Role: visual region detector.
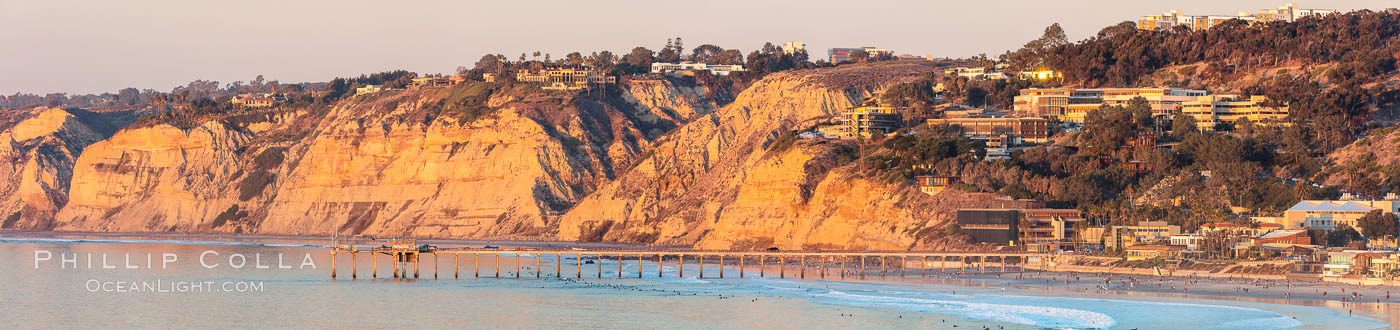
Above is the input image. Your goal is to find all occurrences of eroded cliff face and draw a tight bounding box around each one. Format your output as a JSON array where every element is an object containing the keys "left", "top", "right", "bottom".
[
  {"left": 52, "top": 79, "right": 716, "bottom": 237},
  {"left": 555, "top": 62, "right": 979, "bottom": 250},
  {"left": 0, "top": 108, "right": 123, "bottom": 229}
]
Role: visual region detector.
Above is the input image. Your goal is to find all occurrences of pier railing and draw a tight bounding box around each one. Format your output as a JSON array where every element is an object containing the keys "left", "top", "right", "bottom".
[{"left": 327, "top": 245, "right": 1043, "bottom": 280}]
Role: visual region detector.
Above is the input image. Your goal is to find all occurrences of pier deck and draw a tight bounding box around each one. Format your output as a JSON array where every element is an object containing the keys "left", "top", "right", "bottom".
[{"left": 327, "top": 243, "right": 1044, "bottom": 280}]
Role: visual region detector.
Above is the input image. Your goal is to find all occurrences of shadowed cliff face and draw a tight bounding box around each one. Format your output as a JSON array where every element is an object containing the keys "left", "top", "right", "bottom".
[
  {"left": 556, "top": 62, "right": 987, "bottom": 250},
  {"left": 47, "top": 78, "right": 717, "bottom": 237}
]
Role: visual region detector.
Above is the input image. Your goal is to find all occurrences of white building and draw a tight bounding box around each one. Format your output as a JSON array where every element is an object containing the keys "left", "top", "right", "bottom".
[
  {"left": 651, "top": 62, "right": 747, "bottom": 76},
  {"left": 356, "top": 85, "right": 384, "bottom": 95},
  {"left": 782, "top": 41, "right": 806, "bottom": 55}
]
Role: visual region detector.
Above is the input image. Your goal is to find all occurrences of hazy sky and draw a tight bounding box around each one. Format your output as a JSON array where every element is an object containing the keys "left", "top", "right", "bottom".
[{"left": 2, "top": 0, "right": 1392, "bottom": 95}]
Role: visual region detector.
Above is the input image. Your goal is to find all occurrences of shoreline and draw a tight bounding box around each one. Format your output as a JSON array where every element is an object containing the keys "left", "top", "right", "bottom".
[{"left": 5, "top": 231, "right": 1395, "bottom": 327}]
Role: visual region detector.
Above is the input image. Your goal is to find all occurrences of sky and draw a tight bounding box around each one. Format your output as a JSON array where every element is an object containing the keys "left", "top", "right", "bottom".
[{"left": 1, "top": 0, "right": 1393, "bottom": 95}]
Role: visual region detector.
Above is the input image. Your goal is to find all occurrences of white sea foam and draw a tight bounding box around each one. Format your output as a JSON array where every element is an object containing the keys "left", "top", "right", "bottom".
[{"left": 818, "top": 290, "right": 1117, "bottom": 329}]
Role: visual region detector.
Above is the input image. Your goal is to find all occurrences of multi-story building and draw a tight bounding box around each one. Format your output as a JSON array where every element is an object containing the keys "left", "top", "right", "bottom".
[
  {"left": 1137, "top": 3, "right": 1336, "bottom": 31},
  {"left": 1013, "top": 88, "right": 1208, "bottom": 123},
  {"left": 926, "top": 117, "right": 1050, "bottom": 145},
  {"left": 955, "top": 209, "right": 1020, "bottom": 244},
  {"left": 1284, "top": 199, "right": 1398, "bottom": 230},
  {"left": 816, "top": 106, "right": 902, "bottom": 138},
  {"left": 782, "top": 41, "right": 805, "bottom": 55},
  {"left": 1106, "top": 220, "right": 1181, "bottom": 250},
  {"left": 828, "top": 47, "right": 891, "bottom": 63},
  {"left": 230, "top": 93, "right": 286, "bottom": 107},
  {"left": 1019, "top": 209, "right": 1086, "bottom": 244},
  {"left": 650, "top": 62, "right": 747, "bottom": 76},
  {"left": 1180, "top": 95, "right": 1289, "bottom": 131},
  {"left": 516, "top": 68, "right": 616, "bottom": 90}
]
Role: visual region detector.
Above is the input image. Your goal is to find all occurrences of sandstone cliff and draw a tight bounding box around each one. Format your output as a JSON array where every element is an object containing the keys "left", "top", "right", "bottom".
[
  {"left": 0, "top": 108, "right": 130, "bottom": 229},
  {"left": 557, "top": 62, "right": 989, "bottom": 250},
  {"left": 50, "top": 79, "right": 717, "bottom": 237}
]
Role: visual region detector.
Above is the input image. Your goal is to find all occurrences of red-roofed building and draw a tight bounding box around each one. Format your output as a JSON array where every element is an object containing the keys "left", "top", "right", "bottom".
[{"left": 1257, "top": 230, "right": 1310, "bottom": 245}]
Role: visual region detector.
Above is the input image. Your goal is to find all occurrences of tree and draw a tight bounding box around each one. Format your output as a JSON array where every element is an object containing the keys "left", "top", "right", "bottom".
[
  {"left": 690, "top": 44, "right": 724, "bottom": 63},
  {"left": 1358, "top": 210, "right": 1400, "bottom": 239},
  {"left": 473, "top": 54, "right": 504, "bottom": 74},
  {"left": 565, "top": 52, "right": 585, "bottom": 66},
  {"left": 622, "top": 47, "right": 655, "bottom": 74},
  {"left": 849, "top": 49, "right": 869, "bottom": 63},
  {"left": 1328, "top": 224, "right": 1363, "bottom": 247},
  {"left": 1171, "top": 113, "right": 1199, "bottom": 139}
]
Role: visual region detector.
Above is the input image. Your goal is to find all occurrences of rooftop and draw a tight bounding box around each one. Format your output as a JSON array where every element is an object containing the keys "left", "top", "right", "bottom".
[{"left": 1286, "top": 201, "right": 1378, "bottom": 213}]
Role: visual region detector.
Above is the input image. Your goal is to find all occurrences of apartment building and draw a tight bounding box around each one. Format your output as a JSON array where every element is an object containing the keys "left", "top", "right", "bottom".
[
  {"left": 1180, "top": 95, "right": 1289, "bottom": 131},
  {"left": 1012, "top": 88, "right": 1207, "bottom": 123}
]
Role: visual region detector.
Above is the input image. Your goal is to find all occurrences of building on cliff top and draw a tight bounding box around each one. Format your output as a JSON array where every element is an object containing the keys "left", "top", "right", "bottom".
[
  {"left": 516, "top": 68, "right": 615, "bottom": 90},
  {"left": 914, "top": 175, "right": 958, "bottom": 195},
  {"left": 816, "top": 106, "right": 902, "bottom": 138},
  {"left": 1181, "top": 94, "right": 1289, "bottom": 131},
  {"left": 230, "top": 93, "right": 285, "bottom": 107},
  {"left": 1137, "top": 3, "right": 1335, "bottom": 31},
  {"left": 1013, "top": 87, "right": 1208, "bottom": 123},
  {"left": 410, "top": 76, "right": 465, "bottom": 88},
  {"left": 651, "top": 62, "right": 747, "bottom": 76}
]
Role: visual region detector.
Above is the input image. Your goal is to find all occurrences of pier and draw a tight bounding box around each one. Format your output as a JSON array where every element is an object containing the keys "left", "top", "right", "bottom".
[{"left": 327, "top": 240, "right": 1041, "bottom": 280}]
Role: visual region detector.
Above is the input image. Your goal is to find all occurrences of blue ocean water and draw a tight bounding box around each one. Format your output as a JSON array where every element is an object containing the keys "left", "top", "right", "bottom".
[{"left": 0, "top": 239, "right": 1387, "bottom": 329}]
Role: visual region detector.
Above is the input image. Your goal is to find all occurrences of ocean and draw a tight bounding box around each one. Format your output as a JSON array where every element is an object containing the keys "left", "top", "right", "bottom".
[{"left": 0, "top": 238, "right": 1388, "bottom": 329}]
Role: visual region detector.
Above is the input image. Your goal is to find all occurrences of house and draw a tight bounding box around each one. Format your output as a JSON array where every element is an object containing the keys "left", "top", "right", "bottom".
[
  {"left": 410, "top": 77, "right": 455, "bottom": 88},
  {"left": 230, "top": 93, "right": 285, "bottom": 107},
  {"left": 944, "top": 67, "right": 1008, "bottom": 80},
  {"left": 516, "top": 68, "right": 615, "bottom": 90},
  {"left": 482, "top": 73, "right": 496, "bottom": 82},
  {"left": 1324, "top": 251, "right": 1388, "bottom": 277},
  {"left": 1017, "top": 70, "right": 1061, "bottom": 81},
  {"left": 356, "top": 85, "right": 383, "bottom": 95},
  {"left": 1257, "top": 229, "right": 1310, "bottom": 245},
  {"left": 1170, "top": 234, "right": 1204, "bottom": 250},
  {"left": 651, "top": 62, "right": 747, "bottom": 76},
  {"left": 915, "top": 175, "right": 958, "bottom": 195}
]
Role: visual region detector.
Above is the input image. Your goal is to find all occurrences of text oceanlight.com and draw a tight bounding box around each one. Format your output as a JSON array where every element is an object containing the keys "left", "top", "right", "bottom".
[{"left": 85, "top": 279, "right": 264, "bottom": 293}]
